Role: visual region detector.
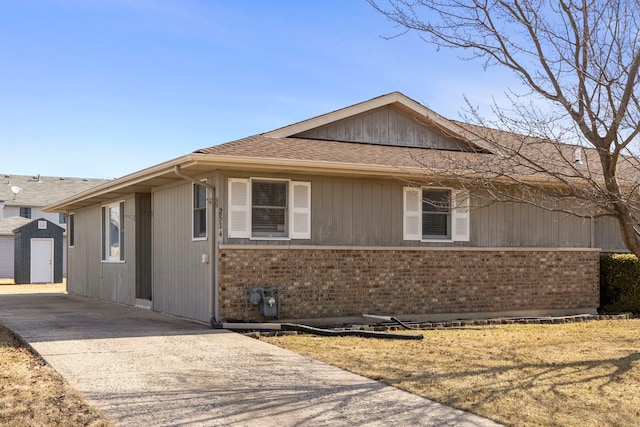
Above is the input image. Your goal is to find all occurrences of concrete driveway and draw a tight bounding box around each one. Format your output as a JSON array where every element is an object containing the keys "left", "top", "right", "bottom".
[{"left": 0, "top": 291, "right": 502, "bottom": 426}]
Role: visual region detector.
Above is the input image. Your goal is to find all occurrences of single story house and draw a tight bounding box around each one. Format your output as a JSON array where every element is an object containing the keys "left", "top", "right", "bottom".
[{"left": 46, "top": 92, "right": 623, "bottom": 324}]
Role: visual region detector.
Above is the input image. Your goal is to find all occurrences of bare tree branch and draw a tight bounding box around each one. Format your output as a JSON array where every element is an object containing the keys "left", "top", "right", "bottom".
[{"left": 370, "top": 0, "right": 640, "bottom": 255}]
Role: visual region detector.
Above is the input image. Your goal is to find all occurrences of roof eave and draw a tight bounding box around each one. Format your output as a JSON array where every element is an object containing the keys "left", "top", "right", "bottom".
[
  {"left": 45, "top": 151, "right": 579, "bottom": 212},
  {"left": 44, "top": 154, "right": 198, "bottom": 212},
  {"left": 44, "top": 152, "right": 448, "bottom": 212}
]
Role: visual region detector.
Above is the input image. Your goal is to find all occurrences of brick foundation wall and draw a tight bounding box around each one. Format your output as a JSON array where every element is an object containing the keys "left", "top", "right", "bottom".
[{"left": 218, "top": 247, "right": 600, "bottom": 322}]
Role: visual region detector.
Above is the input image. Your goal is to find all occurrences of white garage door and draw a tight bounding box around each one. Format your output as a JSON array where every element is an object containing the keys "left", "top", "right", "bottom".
[{"left": 0, "top": 236, "right": 14, "bottom": 279}]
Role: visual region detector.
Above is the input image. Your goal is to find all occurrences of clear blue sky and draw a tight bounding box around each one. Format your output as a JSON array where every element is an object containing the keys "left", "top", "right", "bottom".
[{"left": 0, "top": 0, "right": 518, "bottom": 179}]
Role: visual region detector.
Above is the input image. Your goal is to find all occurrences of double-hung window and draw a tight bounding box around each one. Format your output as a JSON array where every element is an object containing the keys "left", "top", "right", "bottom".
[
  {"left": 19, "top": 207, "right": 31, "bottom": 219},
  {"left": 251, "top": 180, "right": 288, "bottom": 237},
  {"left": 102, "top": 201, "right": 125, "bottom": 262},
  {"left": 422, "top": 189, "right": 452, "bottom": 239},
  {"left": 403, "top": 187, "right": 470, "bottom": 242},
  {"left": 193, "top": 183, "right": 207, "bottom": 239},
  {"left": 228, "top": 178, "right": 311, "bottom": 240}
]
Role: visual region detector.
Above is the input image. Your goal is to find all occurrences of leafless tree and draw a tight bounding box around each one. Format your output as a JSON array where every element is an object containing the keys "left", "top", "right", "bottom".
[{"left": 370, "top": 0, "right": 640, "bottom": 256}]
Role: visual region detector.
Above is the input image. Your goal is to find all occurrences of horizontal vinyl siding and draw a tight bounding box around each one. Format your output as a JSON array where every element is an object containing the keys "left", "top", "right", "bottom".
[
  {"left": 0, "top": 236, "right": 14, "bottom": 278},
  {"left": 2, "top": 207, "right": 66, "bottom": 229},
  {"left": 222, "top": 173, "right": 595, "bottom": 249},
  {"left": 152, "top": 182, "right": 211, "bottom": 322}
]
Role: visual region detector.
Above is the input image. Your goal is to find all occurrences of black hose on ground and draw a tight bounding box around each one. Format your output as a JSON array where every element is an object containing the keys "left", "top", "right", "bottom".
[
  {"left": 211, "top": 319, "right": 423, "bottom": 340},
  {"left": 280, "top": 323, "right": 423, "bottom": 340},
  {"left": 390, "top": 317, "right": 420, "bottom": 330}
]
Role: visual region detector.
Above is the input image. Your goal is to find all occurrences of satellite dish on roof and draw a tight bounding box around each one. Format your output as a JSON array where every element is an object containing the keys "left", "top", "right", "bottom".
[{"left": 10, "top": 186, "right": 21, "bottom": 200}]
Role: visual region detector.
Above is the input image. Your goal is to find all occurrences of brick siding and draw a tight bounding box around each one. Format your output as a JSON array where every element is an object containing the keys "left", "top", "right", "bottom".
[{"left": 219, "top": 247, "right": 600, "bottom": 322}]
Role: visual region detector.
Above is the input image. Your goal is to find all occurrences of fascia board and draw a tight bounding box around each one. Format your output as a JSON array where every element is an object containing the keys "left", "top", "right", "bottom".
[
  {"left": 44, "top": 155, "right": 196, "bottom": 212},
  {"left": 188, "top": 154, "right": 570, "bottom": 187},
  {"left": 44, "top": 151, "right": 586, "bottom": 212},
  {"left": 191, "top": 154, "right": 426, "bottom": 177}
]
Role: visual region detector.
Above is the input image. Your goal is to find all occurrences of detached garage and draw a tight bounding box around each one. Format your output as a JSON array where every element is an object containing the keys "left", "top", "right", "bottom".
[{"left": 13, "top": 219, "right": 64, "bottom": 284}]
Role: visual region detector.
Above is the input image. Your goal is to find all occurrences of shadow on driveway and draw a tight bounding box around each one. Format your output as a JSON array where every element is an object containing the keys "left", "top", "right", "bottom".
[
  {"left": 0, "top": 293, "right": 213, "bottom": 342},
  {"left": 0, "top": 293, "right": 503, "bottom": 427}
]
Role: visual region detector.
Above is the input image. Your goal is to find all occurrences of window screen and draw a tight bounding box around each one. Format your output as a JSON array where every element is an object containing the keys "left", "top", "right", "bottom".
[
  {"left": 252, "top": 180, "right": 288, "bottom": 237},
  {"left": 102, "top": 202, "right": 124, "bottom": 261},
  {"left": 193, "top": 184, "right": 207, "bottom": 238},
  {"left": 422, "top": 189, "right": 451, "bottom": 239}
]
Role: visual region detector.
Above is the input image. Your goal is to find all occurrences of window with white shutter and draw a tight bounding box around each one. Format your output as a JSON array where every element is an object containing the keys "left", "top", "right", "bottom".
[
  {"left": 228, "top": 178, "right": 311, "bottom": 240},
  {"left": 452, "top": 190, "right": 470, "bottom": 241},
  {"left": 228, "top": 178, "right": 250, "bottom": 238},
  {"left": 403, "top": 187, "right": 421, "bottom": 241},
  {"left": 403, "top": 187, "right": 471, "bottom": 242},
  {"left": 290, "top": 181, "right": 311, "bottom": 239}
]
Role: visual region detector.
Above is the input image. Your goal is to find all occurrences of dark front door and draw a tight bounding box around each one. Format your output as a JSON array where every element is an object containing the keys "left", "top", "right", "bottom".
[{"left": 135, "top": 193, "right": 152, "bottom": 300}]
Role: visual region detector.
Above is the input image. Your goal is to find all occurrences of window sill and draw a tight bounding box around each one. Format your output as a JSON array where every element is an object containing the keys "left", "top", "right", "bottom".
[
  {"left": 421, "top": 239, "right": 454, "bottom": 243},
  {"left": 250, "top": 237, "right": 291, "bottom": 241},
  {"left": 101, "top": 260, "right": 126, "bottom": 264},
  {"left": 192, "top": 237, "right": 208, "bottom": 242}
]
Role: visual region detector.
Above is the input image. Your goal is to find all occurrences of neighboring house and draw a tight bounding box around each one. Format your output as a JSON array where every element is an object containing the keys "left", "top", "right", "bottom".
[
  {"left": 0, "top": 174, "right": 110, "bottom": 280},
  {"left": 46, "top": 92, "right": 617, "bottom": 324},
  {"left": 0, "top": 216, "right": 32, "bottom": 278}
]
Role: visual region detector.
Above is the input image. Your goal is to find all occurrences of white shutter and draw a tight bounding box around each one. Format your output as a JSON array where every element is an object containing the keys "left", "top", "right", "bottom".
[
  {"left": 452, "top": 190, "right": 470, "bottom": 241},
  {"left": 403, "top": 187, "right": 421, "bottom": 241},
  {"left": 228, "top": 178, "right": 251, "bottom": 238},
  {"left": 290, "top": 181, "right": 311, "bottom": 239}
]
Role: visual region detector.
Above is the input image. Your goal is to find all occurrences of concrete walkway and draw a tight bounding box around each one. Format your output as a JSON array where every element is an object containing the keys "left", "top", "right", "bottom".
[{"left": 0, "top": 292, "right": 502, "bottom": 426}]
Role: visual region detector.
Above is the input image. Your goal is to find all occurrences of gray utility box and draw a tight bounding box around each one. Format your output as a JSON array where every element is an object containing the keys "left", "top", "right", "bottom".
[{"left": 245, "top": 287, "right": 280, "bottom": 319}]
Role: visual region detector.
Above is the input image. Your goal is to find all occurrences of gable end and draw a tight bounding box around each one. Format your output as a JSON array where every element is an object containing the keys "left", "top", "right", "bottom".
[{"left": 291, "top": 105, "right": 470, "bottom": 151}]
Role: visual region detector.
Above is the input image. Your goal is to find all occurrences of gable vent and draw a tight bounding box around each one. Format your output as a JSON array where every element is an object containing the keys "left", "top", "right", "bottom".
[{"left": 574, "top": 148, "right": 583, "bottom": 165}]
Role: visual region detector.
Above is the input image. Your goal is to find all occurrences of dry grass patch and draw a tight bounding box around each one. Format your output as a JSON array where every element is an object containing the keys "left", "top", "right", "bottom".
[
  {"left": 263, "top": 320, "right": 640, "bottom": 427},
  {"left": 0, "top": 324, "right": 113, "bottom": 426},
  {"left": 0, "top": 279, "right": 66, "bottom": 294}
]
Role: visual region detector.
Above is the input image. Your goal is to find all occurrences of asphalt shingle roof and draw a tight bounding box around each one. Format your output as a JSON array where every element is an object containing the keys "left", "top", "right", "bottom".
[
  {"left": 0, "top": 216, "right": 32, "bottom": 235},
  {"left": 44, "top": 92, "right": 640, "bottom": 212},
  {"left": 195, "top": 134, "right": 493, "bottom": 169},
  {"left": 0, "top": 174, "right": 110, "bottom": 207},
  {"left": 195, "top": 126, "right": 639, "bottom": 186}
]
